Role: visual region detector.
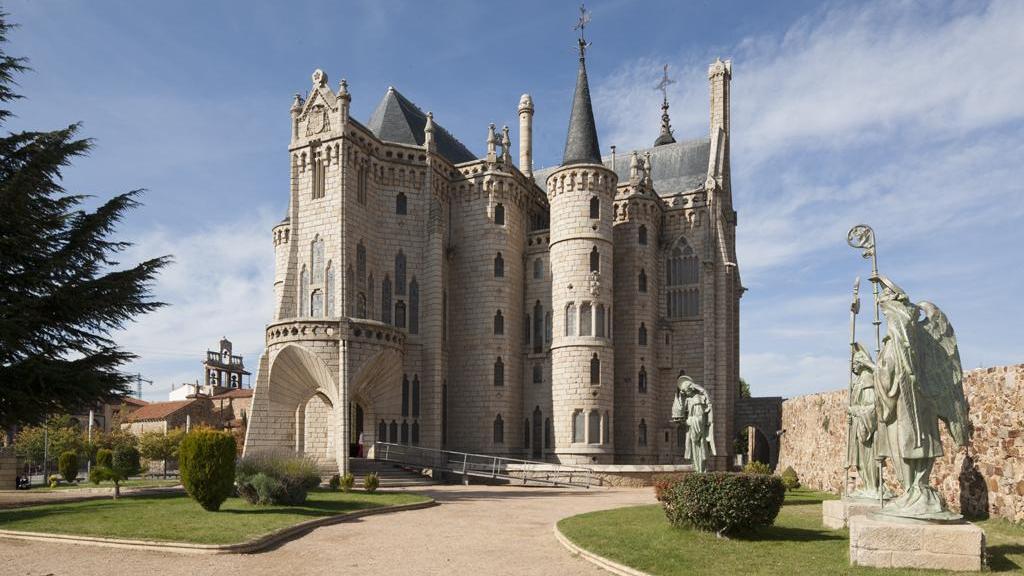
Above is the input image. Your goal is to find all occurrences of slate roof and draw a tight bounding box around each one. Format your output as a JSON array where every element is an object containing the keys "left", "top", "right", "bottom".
[
  {"left": 535, "top": 137, "right": 711, "bottom": 198},
  {"left": 367, "top": 87, "right": 477, "bottom": 164},
  {"left": 561, "top": 57, "right": 602, "bottom": 166},
  {"left": 123, "top": 399, "right": 197, "bottom": 423}
]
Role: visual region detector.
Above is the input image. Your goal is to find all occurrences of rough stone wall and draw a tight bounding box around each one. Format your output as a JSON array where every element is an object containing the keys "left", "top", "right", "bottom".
[{"left": 778, "top": 364, "right": 1024, "bottom": 522}]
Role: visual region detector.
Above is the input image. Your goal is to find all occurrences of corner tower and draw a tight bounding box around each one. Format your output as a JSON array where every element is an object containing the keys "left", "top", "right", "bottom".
[{"left": 546, "top": 39, "right": 618, "bottom": 464}]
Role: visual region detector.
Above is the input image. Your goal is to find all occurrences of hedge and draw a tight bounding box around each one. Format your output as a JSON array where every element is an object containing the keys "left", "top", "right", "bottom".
[
  {"left": 58, "top": 451, "right": 79, "bottom": 484},
  {"left": 661, "top": 472, "right": 786, "bottom": 535}
]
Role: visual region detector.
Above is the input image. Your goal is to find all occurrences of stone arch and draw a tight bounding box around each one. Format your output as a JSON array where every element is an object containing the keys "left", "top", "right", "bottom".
[
  {"left": 734, "top": 396, "right": 783, "bottom": 470},
  {"left": 349, "top": 346, "right": 405, "bottom": 450}
]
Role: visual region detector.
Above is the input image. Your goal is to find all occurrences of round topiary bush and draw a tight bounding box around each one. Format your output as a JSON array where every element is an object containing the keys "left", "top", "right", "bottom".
[
  {"left": 340, "top": 472, "right": 355, "bottom": 493},
  {"left": 779, "top": 466, "right": 801, "bottom": 491},
  {"left": 235, "top": 450, "right": 321, "bottom": 505},
  {"left": 662, "top": 472, "right": 786, "bottom": 536},
  {"left": 58, "top": 450, "right": 79, "bottom": 484},
  {"left": 179, "top": 429, "right": 236, "bottom": 511}
]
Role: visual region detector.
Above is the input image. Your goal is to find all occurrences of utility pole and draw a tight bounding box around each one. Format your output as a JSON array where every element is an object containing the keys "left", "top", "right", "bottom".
[{"left": 135, "top": 373, "right": 153, "bottom": 399}]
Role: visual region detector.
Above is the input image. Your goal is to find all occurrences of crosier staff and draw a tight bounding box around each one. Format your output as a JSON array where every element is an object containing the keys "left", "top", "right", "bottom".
[{"left": 845, "top": 276, "right": 860, "bottom": 497}]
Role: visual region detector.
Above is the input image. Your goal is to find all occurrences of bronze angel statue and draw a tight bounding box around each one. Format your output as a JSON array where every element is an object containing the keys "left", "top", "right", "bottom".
[
  {"left": 671, "top": 373, "right": 716, "bottom": 473},
  {"left": 856, "top": 275, "right": 971, "bottom": 520}
]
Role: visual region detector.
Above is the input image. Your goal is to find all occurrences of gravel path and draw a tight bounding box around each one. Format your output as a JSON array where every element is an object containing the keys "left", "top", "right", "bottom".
[{"left": 0, "top": 484, "right": 654, "bottom": 575}]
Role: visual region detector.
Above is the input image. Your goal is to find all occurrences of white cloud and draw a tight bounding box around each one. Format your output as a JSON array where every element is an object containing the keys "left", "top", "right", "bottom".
[{"left": 114, "top": 209, "right": 277, "bottom": 400}]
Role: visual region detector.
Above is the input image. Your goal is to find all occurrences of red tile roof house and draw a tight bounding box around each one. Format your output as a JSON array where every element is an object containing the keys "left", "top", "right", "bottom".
[{"left": 121, "top": 398, "right": 218, "bottom": 435}]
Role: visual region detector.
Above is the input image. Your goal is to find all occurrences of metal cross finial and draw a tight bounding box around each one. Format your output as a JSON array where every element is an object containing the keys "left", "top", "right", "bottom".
[
  {"left": 656, "top": 64, "right": 676, "bottom": 103},
  {"left": 574, "top": 4, "right": 592, "bottom": 58}
]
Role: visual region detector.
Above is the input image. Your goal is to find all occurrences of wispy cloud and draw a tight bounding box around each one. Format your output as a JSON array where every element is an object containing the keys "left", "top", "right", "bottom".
[{"left": 113, "top": 209, "right": 277, "bottom": 400}]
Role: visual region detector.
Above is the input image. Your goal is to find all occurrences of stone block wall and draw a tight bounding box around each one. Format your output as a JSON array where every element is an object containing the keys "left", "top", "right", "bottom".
[{"left": 777, "top": 364, "right": 1024, "bottom": 522}]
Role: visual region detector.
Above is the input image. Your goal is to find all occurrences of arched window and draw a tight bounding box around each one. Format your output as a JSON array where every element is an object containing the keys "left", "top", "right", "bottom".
[
  {"left": 532, "top": 363, "right": 543, "bottom": 383},
  {"left": 382, "top": 276, "right": 392, "bottom": 324},
  {"left": 409, "top": 278, "right": 419, "bottom": 334},
  {"left": 638, "top": 225, "right": 648, "bottom": 245},
  {"left": 493, "top": 357, "right": 504, "bottom": 387},
  {"left": 326, "top": 263, "right": 335, "bottom": 317},
  {"left": 545, "top": 311, "right": 552, "bottom": 344},
  {"left": 524, "top": 419, "right": 530, "bottom": 449},
  {"left": 395, "top": 300, "right": 407, "bottom": 328},
  {"left": 545, "top": 417, "right": 552, "bottom": 448},
  {"left": 524, "top": 314, "right": 531, "bottom": 345},
  {"left": 389, "top": 420, "right": 398, "bottom": 443},
  {"left": 395, "top": 250, "right": 406, "bottom": 295},
  {"left": 311, "top": 289, "right": 324, "bottom": 317},
  {"left": 603, "top": 411, "right": 610, "bottom": 444},
  {"left": 396, "top": 192, "right": 407, "bottom": 215},
  {"left": 573, "top": 410, "right": 585, "bottom": 443},
  {"left": 638, "top": 268, "right": 647, "bottom": 293},
  {"left": 494, "top": 309, "right": 504, "bottom": 335},
  {"left": 533, "top": 301, "right": 543, "bottom": 353},
  {"left": 299, "top": 266, "right": 309, "bottom": 316},
  {"left": 589, "top": 196, "right": 600, "bottom": 219},
  {"left": 312, "top": 237, "right": 325, "bottom": 283},
  {"left": 588, "top": 409, "right": 601, "bottom": 444},
  {"left": 638, "top": 366, "right": 647, "bottom": 394},
  {"left": 533, "top": 258, "right": 543, "bottom": 279},
  {"left": 589, "top": 246, "right": 599, "bottom": 273},
  {"left": 638, "top": 323, "right": 647, "bottom": 346},
  {"left": 412, "top": 421, "right": 420, "bottom": 444},
  {"left": 667, "top": 241, "right": 700, "bottom": 318},
  {"left": 367, "top": 274, "right": 374, "bottom": 318},
  {"left": 590, "top": 353, "right": 601, "bottom": 385},
  {"left": 346, "top": 265, "right": 354, "bottom": 315},
  {"left": 378, "top": 419, "right": 386, "bottom": 442},
  {"left": 401, "top": 375, "right": 410, "bottom": 417},
  {"left": 493, "top": 414, "right": 504, "bottom": 444},
  {"left": 494, "top": 252, "right": 504, "bottom": 278},
  {"left": 311, "top": 147, "right": 325, "bottom": 199},
  {"left": 639, "top": 419, "right": 648, "bottom": 446},
  {"left": 357, "top": 164, "right": 368, "bottom": 205},
  {"left": 565, "top": 303, "right": 576, "bottom": 336},
  {"left": 412, "top": 375, "right": 420, "bottom": 417},
  {"left": 494, "top": 202, "right": 505, "bottom": 225},
  {"left": 580, "top": 302, "right": 592, "bottom": 336},
  {"left": 595, "top": 304, "right": 606, "bottom": 338},
  {"left": 401, "top": 420, "right": 409, "bottom": 444},
  {"left": 356, "top": 241, "right": 366, "bottom": 283}
]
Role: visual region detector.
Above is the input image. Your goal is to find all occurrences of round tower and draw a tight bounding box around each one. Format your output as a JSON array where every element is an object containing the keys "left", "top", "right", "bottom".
[{"left": 547, "top": 44, "right": 618, "bottom": 464}]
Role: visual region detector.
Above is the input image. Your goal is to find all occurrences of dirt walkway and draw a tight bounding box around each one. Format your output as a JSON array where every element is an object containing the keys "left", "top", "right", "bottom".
[{"left": 0, "top": 484, "right": 654, "bottom": 575}]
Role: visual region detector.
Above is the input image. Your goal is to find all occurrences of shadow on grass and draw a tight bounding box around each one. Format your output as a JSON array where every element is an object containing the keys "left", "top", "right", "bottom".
[
  {"left": 731, "top": 525, "right": 845, "bottom": 543},
  {"left": 988, "top": 544, "right": 1024, "bottom": 572}
]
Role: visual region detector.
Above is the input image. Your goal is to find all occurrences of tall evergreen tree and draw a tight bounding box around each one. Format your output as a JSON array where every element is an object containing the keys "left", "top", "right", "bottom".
[{"left": 0, "top": 13, "right": 170, "bottom": 427}]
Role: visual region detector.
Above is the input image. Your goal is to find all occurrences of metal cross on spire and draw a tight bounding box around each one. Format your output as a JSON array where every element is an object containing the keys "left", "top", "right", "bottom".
[
  {"left": 574, "top": 4, "right": 592, "bottom": 59},
  {"left": 656, "top": 64, "right": 676, "bottom": 104}
]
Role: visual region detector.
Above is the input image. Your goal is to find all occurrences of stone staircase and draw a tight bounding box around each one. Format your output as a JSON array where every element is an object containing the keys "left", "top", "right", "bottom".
[{"left": 349, "top": 458, "right": 437, "bottom": 488}]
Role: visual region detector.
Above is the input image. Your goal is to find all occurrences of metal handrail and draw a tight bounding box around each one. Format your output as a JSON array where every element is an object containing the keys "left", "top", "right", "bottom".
[{"left": 371, "top": 441, "right": 601, "bottom": 488}]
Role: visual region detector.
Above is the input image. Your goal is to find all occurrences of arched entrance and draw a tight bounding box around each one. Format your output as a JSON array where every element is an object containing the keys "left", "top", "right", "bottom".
[
  {"left": 302, "top": 392, "right": 336, "bottom": 470},
  {"left": 735, "top": 425, "right": 771, "bottom": 468}
]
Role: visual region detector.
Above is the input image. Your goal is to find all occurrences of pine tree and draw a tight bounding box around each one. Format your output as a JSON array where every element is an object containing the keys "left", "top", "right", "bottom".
[{"left": 0, "top": 13, "right": 170, "bottom": 427}]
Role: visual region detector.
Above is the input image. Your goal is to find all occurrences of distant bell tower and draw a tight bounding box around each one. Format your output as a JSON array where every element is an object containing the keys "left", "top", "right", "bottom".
[
  {"left": 203, "top": 337, "right": 250, "bottom": 390},
  {"left": 547, "top": 8, "right": 618, "bottom": 464}
]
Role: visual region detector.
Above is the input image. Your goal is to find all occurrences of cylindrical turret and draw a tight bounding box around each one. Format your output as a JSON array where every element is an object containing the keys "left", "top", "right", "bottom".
[
  {"left": 547, "top": 164, "right": 617, "bottom": 464},
  {"left": 518, "top": 94, "right": 534, "bottom": 177}
]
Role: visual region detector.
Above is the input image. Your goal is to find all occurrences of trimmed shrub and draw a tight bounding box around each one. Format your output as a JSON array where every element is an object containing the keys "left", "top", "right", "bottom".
[
  {"left": 743, "top": 460, "right": 772, "bottom": 475},
  {"left": 652, "top": 473, "right": 687, "bottom": 503},
  {"left": 779, "top": 466, "right": 800, "bottom": 491},
  {"left": 328, "top": 474, "right": 341, "bottom": 490},
  {"left": 58, "top": 451, "right": 79, "bottom": 484},
  {"left": 235, "top": 450, "right": 321, "bottom": 505},
  {"left": 179, "top": 429, "right": 236, "bottom": 511},
  {"left": 662, "top": 472, "right": 786, "bottom": 535},
  {"left": 340, "top": 472, "right": 355, "bottom": 493},
  {"left": 89, "top": 446, "right": 142, "bottom": 499},
  {"left": 364, "top": 472, "right": 379, "bottom": 493},
  {"left": 48, "top": 474, "right": 60, "bottom": 488}
]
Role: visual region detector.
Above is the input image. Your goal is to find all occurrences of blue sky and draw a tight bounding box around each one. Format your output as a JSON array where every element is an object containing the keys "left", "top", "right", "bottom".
[{"left": 6, "top": 1, "right": 1023, "bottom": 401}]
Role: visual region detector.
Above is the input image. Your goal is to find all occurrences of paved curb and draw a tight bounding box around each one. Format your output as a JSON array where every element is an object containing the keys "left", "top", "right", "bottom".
[
  {"left": 553, "top": 523, "right": 652, "bottom": 576},
  {"left": 0, "top": 498, "right": 437, "bottom": 554}
]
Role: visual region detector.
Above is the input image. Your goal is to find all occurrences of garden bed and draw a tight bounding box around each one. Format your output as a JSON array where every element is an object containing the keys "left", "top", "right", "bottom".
[
  {"left": 0, "top": 489, "right": 431, "bottom": 546},
  {"left": 557, "top": 489, "right": 1024, "bottom": 575}
]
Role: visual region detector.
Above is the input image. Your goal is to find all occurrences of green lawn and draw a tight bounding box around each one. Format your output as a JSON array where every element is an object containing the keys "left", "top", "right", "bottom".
[
  {"left": 35, "top": 479, "right": 180, "bottom": 492},
  {"left": 558, "top": 489, "right": 1024, "bottom": 575},
  {"left": 0, "top": 489, "right": 430, "bottom": 544}
]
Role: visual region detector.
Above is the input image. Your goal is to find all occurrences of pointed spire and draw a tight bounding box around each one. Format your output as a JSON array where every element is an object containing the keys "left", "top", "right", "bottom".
[
  {"left": 655, "top": 64, "right": 676, "bottom": 146},
  {"left": 561, "top": 40, "right": 601, "bottom": 166}
]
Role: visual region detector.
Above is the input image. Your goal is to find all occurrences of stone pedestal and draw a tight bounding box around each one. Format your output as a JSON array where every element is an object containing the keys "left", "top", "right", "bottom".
[
  {"left": 822, "top": 498, "right": 882, "bottom": 529},
  {"left": 849, "top": 515, "right": 985, "bottom": 572}
]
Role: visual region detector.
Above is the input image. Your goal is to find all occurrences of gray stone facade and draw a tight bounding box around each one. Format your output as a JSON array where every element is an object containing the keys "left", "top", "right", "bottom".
[{"left": 244, "top": 56, "right": 742, "bottom": 474}]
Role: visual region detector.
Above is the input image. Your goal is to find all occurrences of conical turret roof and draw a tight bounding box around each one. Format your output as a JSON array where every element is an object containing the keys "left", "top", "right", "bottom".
[{"left": 561, "top": 54, "right": 602, "bottom": 166}]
